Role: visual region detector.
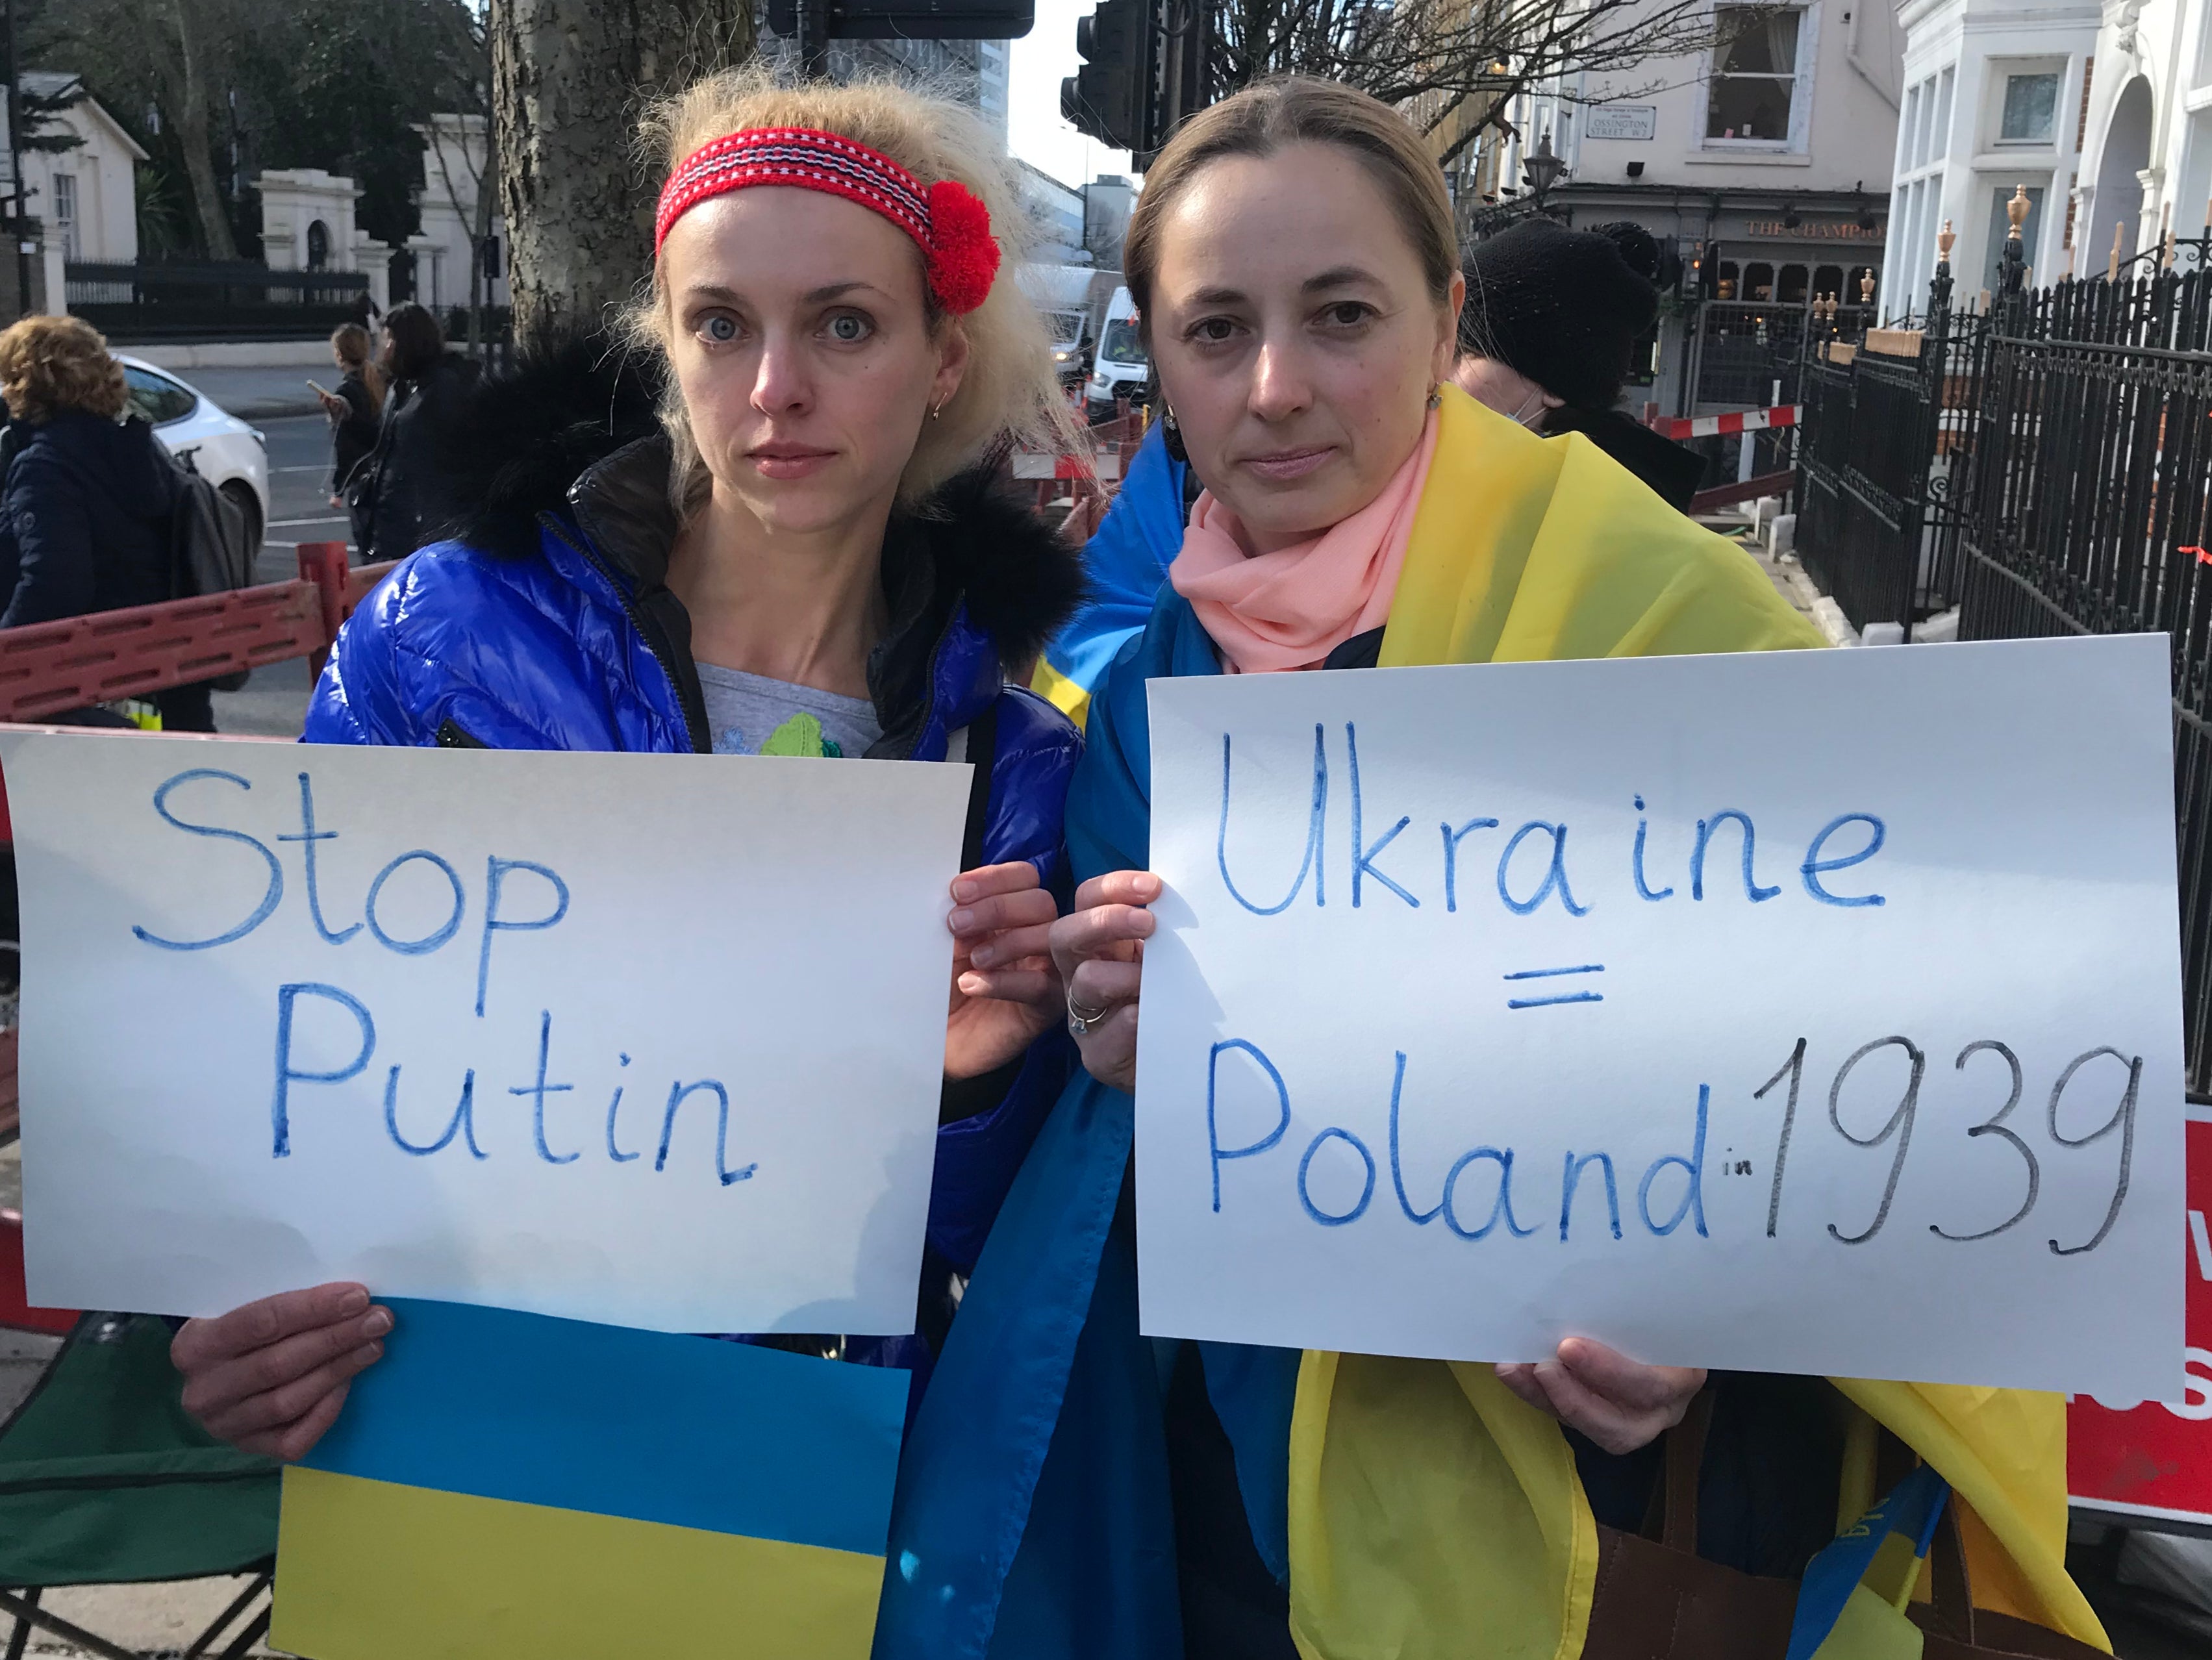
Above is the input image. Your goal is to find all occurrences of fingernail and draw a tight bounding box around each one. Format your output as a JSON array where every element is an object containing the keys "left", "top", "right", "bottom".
[
  {"left": 948, "top": 909, "right": 975, "bottom": 931},
  {"left": 337, "top": 1286, "right": 370, "bottom": 1315},
  {"left": 958, "top": 973, "right": 986, "bottom": 994},
  {"left": 357, "top": 1340, "right": 384, "bottom": 1364},
  {"left": 952, "top": 879, "right": 978, "bottom": 902},
  {"left": 362, "top": 1307, "right": 393, "bottom": 1337},
  {"left": 970, "top": 943, "right": 996, "bottom": 966}
]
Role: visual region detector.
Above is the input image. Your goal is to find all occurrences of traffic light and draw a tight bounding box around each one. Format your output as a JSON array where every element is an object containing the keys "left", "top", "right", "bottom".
[{"left": 1062, "top": 0, "right": 1149, "bottom": 153}]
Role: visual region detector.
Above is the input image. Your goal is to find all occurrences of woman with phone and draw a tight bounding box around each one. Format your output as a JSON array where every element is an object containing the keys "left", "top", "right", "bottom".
[{"left": 312, "top": 321, "right": 383, "bottom": 552}]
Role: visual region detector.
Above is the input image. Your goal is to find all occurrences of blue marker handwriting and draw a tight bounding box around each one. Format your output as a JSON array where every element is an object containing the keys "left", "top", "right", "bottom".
[{"left": 1216, "top": 725, "right": 1888, "bottom": 920}]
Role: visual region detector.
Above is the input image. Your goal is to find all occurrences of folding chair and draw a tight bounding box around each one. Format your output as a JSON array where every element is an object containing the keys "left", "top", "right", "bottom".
[{"left": 0, "top": 1211, "right": 280, "bottom": 1659}]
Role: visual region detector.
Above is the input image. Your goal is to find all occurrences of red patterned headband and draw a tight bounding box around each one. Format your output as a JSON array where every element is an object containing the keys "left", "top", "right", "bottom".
[{"left": 654, "top": 127, "right": 1001, "bottom": 315}]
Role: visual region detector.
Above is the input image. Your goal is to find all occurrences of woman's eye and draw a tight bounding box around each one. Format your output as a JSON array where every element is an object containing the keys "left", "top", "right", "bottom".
[
  {"left": 826, "top": 312, "right": 873, "bottom": 344},
  {"left": 699, "top": 314, "right": 739, "bottom": 344},
  {"left": 1321, "top": 302, "right": 1373, "bottom": 328},
  {"left": 1190, "top": 317, "right": 1238, "bottom": 344}
]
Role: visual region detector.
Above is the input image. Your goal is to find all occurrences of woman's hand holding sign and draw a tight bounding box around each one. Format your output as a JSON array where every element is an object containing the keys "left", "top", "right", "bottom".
[
  {"left": 1495, "top": 1340, "right": 1705, "bottom": 1455},
  {"left": 1055, "top": 869, "right": 1705, "bottom": 1455},
  {"left": 946, "top": 862, "right": 1064, "bottom": 1081},
  {"left": 171, "top": 1283, "right": 392, "bottom": 1461},
  {"left": 1049, "top": 870, "right": 1162, "bottom": 1093}
]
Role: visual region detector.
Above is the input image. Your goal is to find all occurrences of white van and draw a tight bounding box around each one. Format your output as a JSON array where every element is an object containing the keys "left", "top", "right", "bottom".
[{"left": 1085, "top": 286, "right": 1146, "bottom": 419}]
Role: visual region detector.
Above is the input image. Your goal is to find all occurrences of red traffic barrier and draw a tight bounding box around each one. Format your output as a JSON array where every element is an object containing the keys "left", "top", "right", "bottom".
[{"left": 0, "top": 542, "right": 399, "bottom": 725}]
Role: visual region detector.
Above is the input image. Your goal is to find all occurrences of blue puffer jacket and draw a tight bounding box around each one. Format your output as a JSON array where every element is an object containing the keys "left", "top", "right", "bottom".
[{"left": 302, "top": 345, "right": 1087, "bottom": 1387}]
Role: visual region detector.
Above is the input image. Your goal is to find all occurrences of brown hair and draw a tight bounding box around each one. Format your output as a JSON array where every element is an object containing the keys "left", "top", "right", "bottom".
[
  {"left": 631, "top": 66, "right": 1077, "bottom": 508},
  {"left": 1122, "top": 78, "right": 1460, "bottom": 337},
  {"left": 0, "top": 314, "right": 128, "bottom": 423},
  {"left": 379, "top": 301, "right": 446, "bottom": 386},
  {"left": 331, "top": 321, "right": 386, "bottom": 413}
]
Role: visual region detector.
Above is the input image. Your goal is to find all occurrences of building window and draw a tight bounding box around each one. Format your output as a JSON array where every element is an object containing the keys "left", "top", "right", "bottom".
[
  {"left": 2000, "top": 72, "right": 2061, "bottom": 143},
  {"left": 1707, "top": 8, "right": 1802, "bottom": 143},
  {"left": 1982, "top": 184, "right": 2045, "bottom": 292},
  {"left": 307, "top": 219, "right": 330, "bottom": 270},
  {"left": 53, "top": 173, "right": 77, "bottom": 261}
]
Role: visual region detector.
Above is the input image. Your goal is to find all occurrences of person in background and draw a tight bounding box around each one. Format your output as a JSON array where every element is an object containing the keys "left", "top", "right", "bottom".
[
  {"left": 317, "top": 321, "right": 384, "bottom": 552},
  {"left": 0, "top": 316, "right": 212, "bottom": 732},
  {"left": 360, "top": 301, "right": 477, "bottom": 562},
  {"left": 1455, "top": 216, "right": 1709, "bottom": 510}
]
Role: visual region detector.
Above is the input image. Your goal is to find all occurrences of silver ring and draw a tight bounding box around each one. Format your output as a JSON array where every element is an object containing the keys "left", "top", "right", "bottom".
[{"left": 1066, "top": 991, "right": 1112, "bottom": 1037}]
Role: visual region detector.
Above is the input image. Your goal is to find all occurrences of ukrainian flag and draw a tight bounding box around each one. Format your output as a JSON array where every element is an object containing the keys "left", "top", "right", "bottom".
[{"left": 271, "top": 1299, "right": 907, "bottom": 1659}]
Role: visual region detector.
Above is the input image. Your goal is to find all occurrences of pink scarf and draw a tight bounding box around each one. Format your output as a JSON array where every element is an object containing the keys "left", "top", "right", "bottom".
[{"left": 1168, "top": 411, "right": 1439, "bottom": 674}]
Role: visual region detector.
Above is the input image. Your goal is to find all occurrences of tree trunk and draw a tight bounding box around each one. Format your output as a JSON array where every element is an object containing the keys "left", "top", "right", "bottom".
[
  {"left": 489, "top": 0, "right": 753, "bottom": 349},
  {"left": 168, "top": 0, "right": 238, "bottom": 262}
]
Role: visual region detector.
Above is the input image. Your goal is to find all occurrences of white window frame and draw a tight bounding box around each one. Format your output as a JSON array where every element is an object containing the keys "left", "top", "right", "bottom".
[
  {"left": 1702, "top": 1, "right": 1821, "bottom": 155},
  {"left": 1989, "top": 58, "right": 2068, "bottom": 151}
]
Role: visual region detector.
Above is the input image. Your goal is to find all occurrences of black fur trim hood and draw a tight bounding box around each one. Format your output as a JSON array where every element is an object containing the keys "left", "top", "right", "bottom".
[{"left": 418, "top": 332, "right": 1086, "bottom": 675}]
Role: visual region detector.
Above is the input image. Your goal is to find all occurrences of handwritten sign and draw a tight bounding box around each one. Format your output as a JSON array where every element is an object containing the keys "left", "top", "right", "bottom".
[
  {"left": 2068, "top": 1107, "right": 2212, "bottom": 1525},
  {"left": 3, "top": 733, "right": 972, "bottom": 1335},
  {"left": 1133, "top": 636, "right": 2184, "bottom": 1398}
]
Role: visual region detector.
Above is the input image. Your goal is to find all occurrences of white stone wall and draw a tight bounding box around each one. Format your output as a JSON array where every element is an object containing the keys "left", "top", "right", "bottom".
[
  {"left": 19, "top": 82, "right": 147, "bottom": 270},
  {"left": 1884, "top": 0, "right": 2101, "bottom": 318},
  {"left": 412, "top": 114, "right": 510, "bottom": 311}
]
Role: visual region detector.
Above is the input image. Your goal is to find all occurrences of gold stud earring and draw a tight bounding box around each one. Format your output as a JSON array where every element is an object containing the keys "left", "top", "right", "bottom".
[{"left": 930, "top": 401, "right": 944, "bottom": 421}]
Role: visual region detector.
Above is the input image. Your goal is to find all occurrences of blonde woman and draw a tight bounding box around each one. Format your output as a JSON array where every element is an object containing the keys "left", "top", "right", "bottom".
[
  {"left": 170, "top": 73, "right": 1087, "bottom": 1532},
  {"left": 0, "top": 315, "right": 216, "bottom": 730}
]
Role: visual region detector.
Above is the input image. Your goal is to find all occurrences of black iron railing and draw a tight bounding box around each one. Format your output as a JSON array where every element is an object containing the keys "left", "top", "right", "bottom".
[
  {"left": 1819, "top": 213, "right": 2212, "bottom": 1089},
  {"left": 64, "top": 261, "right": 371, "bottom": 343}
]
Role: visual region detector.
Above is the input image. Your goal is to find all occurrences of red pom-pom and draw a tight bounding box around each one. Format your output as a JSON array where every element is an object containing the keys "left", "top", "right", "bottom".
[{"left": 925, "top": 180, "right": 1001, "bottom": 314}]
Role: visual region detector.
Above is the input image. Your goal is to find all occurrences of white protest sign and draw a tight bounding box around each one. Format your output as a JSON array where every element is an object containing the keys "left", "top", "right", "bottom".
[
  {"left": 5, "top": 733, "right": 972, "bottom": 1335},
  {"left": 1133, "top": 635, "right": 2184, "bottom": 1398}
]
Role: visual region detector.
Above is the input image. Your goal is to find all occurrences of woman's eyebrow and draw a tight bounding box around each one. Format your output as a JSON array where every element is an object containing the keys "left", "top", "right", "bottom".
[
  {"left": 1302, "top": 265, "right": 1384, "bottom": 293},
  {"left": 804, "top": 281, "right": 888, "bottom": 303}
]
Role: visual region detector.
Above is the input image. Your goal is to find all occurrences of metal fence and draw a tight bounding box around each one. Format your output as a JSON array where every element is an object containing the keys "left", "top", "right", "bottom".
[
  {"left": 64, "top": 261, "right": 371, "bottom": 343},
  {"left": 1807, "top": 216, "right": 2212, "bottom": 1089}
]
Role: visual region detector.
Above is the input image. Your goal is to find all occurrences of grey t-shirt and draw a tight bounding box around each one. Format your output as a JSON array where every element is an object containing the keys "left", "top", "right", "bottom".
[{"left": 695, "top": 662, "right": 883, "bottom": 759}]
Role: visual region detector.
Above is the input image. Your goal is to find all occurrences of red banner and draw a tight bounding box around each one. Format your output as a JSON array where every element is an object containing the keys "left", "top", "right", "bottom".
[{"left": 2067, "top": 1114, "right": 2212, "bottom": 1528}]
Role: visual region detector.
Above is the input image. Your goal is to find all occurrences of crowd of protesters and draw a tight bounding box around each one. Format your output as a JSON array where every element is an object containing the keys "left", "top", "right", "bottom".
[{"left": 4, "top": 62, "right": 2113, "bottom": 1660}]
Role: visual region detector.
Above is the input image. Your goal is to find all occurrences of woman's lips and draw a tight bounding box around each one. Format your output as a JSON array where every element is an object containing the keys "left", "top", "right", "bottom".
[
  {"left": 1240, "top": 446, "right": 1335, "bottom": 481},
  {"left": 748, "top": 444, "right": 837, "bottom": 481}
]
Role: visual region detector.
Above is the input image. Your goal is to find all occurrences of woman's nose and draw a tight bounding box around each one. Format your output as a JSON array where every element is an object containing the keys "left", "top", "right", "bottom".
[
  {"left": 749, "top": 336, "right": 812, "bottom": 416},
  {"left": 1248, "top": 338, "right": 1311, "bottom": 421}
]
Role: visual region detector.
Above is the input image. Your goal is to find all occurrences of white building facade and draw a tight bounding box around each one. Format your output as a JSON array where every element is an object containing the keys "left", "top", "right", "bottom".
[
  {"left": 1495, "top": 0, "right": 1906, "bottom": 412},
  {"left": 412, "top": 114, "right": 510, "bottom": 313},
  {"left": 1885, "top": 0, "right": 2212, "bottom": 316},
  {"left": 2074, "top": 0, "right": 2212, "bottom": 275},
  {"left": 1881, "top": 0, "right": 2099, "bottom": 320},
  {"left": 19, "top": 72, "right": 147, "bottom": 313}
]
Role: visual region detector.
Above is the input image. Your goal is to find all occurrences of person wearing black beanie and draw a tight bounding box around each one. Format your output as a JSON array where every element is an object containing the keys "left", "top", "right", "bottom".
[{"left": 1454, "top": 217, "right": 1709, "bottom": 511}]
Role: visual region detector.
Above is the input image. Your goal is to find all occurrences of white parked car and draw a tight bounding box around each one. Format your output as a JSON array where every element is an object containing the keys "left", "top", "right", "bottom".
[{"left": 116, "top": 356, "right": 271, "bottom": 556}]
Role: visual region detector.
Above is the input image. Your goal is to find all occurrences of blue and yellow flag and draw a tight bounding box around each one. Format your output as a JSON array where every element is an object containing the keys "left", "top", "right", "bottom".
[{"left": 272, "top": 1299, "right": 907, "bottom": 1659}]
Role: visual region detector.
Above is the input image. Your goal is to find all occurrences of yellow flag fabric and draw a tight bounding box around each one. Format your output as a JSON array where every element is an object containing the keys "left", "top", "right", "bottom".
[{"left": 1283, "top": 387, "right": 2108, "bottom": 1660}]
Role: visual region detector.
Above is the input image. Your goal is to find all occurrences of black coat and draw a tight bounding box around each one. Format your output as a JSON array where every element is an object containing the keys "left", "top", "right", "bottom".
[
  {"left": 0, "top": 409, "right": 177, "bottom": 629},
  {"left": 368, "top": 353, "right": 477, "bottom": 562},
  {"left": 327, "top": 370, "right": 379, "bottom": 497}
]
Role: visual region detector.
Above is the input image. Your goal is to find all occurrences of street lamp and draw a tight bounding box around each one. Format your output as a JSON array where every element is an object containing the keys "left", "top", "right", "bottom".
[{"left": 1522, "top": 132, "right": 1565, "bottom": 211}]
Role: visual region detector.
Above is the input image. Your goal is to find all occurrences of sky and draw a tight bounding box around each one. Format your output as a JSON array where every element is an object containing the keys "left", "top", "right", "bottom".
[{"left": 1007, "top": 0, "right": 1135, "bottom": 189}]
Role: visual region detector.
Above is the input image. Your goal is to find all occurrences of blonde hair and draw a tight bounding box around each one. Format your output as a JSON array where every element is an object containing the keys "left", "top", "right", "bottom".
[
  {"left": 331, "top": 321, "right": 386, "bottom": 413},
  {"left": 0, "top": 314, "right": 127, "bottom": 423},
  {"left": 1124, "top": 79, "right": 1460, "bottom": 335},
  {"left": 632, "top": 67, "right": 1076, "bottom": 507}
]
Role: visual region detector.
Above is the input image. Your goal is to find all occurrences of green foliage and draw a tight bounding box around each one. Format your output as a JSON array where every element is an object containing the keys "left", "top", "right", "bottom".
[{"left": 21, "top": 0, "right": 482, "bottom": 258}]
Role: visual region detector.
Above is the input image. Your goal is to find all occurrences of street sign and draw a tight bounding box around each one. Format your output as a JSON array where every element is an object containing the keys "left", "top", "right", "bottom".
[
  {"left": 2068, "top": 1108, "right": 2212, "bottom": 1531},
  {"left": 1586, "top": 105, "right": 1658, "bottom": 142}
]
